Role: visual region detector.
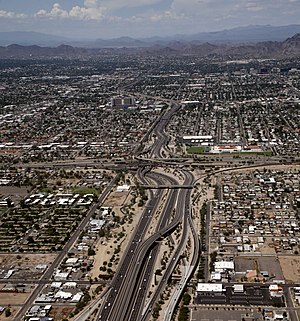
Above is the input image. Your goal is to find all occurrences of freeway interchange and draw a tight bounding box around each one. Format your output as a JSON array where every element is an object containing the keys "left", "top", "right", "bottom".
[
  {"left": 13, "top": 100, "right": 300, "bottom": 321},
  {"left": 73, "top": 101, "right": 299, "bottom": 321},
  {"left": 2, "top": 52, "right": 300, "bottom": 321},
  {"left": 9, "top": 99, "right": 300, "bottom": 321},
  {"left": 13, "top": 100, "right": 199, "bottom": 321},
  {"left": 94, "top": 103, "right": 199, "bottom": 321}
]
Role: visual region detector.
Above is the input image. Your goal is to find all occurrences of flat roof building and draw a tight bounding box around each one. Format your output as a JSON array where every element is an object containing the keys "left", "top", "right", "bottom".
[
  {"left": 111, "top": 97, "right": 135, "bottom": 109},
  {"left": 197, "top": 283, "right": 224, "bottom": 293}
]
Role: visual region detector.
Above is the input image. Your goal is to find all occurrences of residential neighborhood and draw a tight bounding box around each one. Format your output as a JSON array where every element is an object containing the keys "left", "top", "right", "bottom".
[{"left": 0, "top": 49, "right": 299, "bottom": 321}]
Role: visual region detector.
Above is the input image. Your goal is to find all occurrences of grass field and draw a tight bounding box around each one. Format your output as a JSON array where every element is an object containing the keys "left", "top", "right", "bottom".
[
  {"left": 187, "top": 146, "right": 206, "bottom": 154},
  {"left": 69, "top": 187, "right": 101, "bottom": 196}
]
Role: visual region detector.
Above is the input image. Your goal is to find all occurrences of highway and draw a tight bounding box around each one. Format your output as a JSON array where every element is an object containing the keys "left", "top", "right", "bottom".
[
  {"left": 94, "top": 99, "right": 199, "bottom": 321},
  {"left": 126, "top": 172, "right": 180, "bottom": 321},
  {"left": 16, "top": 103, "right": 300, "bottom": 321},
  {"left": 149, "top": 103, "right": 181, "bottom": 159},
  {"left": 5, "top": 60, "right": 300, "bottom": 321},
  {"left": 141, "top": 170, "right": 197, "bottom": 321},
  {"left": 98, "top": 171, "right": 183, "bottom": 321},
  {"left": 164, "top": 260, "right": 193, "bottom": 321},
  {"left": 95, "top": 169, "right": 167, "bottom": 321}
]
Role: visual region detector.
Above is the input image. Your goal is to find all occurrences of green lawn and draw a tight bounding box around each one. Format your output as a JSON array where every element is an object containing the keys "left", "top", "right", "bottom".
[
  {"left": 187, "top": 146, "right": 206, "bottom": 154},
  {"left": 69, "top": 187, "right": 101, "bottom": 196}
]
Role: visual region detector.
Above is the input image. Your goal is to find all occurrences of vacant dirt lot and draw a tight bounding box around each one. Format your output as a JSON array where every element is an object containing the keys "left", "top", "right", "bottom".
[
  {"left": 0, "top": 290, "right": 32, "bottom": 321},
  {"left": 49, "top": 306, "right": 76, "bottom": 320},
  {"left": 0, "top": 253, "right": 57, "bottom": 268},
  {"left": 0, "top": 306, "right": 20, "bottom": 321},
  {"left": 0, "top": 253, "right": 57, "bottom": 280},
  {"left": 259, "top": 238, "right": 277, "bottom": 255},
  {"left": 235, "top": 256, "right": 284, "bottom": 281},
  {"left": 279, "top": 256, "right": 300, "bottom": 283},
  {"left": 0, "top": 292, "right": 29, "bottom": 305},
  {"left": 103, "top": 190, "right": 129, "bottom": 207},
  {"left": 0, "top": 186, "right": 30, "bottom": 203}
]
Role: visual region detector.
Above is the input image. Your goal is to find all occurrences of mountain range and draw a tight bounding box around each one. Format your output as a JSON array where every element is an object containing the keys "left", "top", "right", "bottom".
[
  {"left": 1, "top": 24, "right": 300, "bottom": 48},
  {"left": 1, "top": 31, "right": 300, "bottom": 59}
]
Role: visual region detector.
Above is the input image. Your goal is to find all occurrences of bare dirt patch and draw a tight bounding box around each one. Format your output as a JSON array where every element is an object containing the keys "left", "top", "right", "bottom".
[
  {"left": 279, "top": 256, "right": 300, "bottom": 283},
  {"left": 49, "top": 306, "right": 76, "bottom": 320},
  {"left": 235, "top": 256, "right": 284, "bottom": 281},
  {"left": 0, "top": 292, "right": 29, "bottom": 305},
  {"left": 259, "top": 238, "right": 277, "bottom": 255},
  {"left": 103, "top": 190, "right": 129, "bottom": 207},
  {"left": 89, "top": 190, "right": 142, "bottom": 279},
  {"left": 0, "top": 253, "right": 57, "bottom": 268},
  {"left": 0, "top": 306, "right": 20, "bottom": 321},
  {"left": 0, "top": 253, "right": 57, "bottom": 280},
  {"left": 0, "top": 186, "right": 30, "bottom": 202}
]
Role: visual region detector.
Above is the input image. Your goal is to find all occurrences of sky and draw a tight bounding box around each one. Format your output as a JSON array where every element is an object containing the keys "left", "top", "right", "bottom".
[{"left": 0, "top": 0, "right": 300, "bottom": 39}]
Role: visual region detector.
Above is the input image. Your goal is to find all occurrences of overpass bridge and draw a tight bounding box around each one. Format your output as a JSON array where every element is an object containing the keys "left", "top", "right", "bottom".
[{"left": 140, "top": 184, "right": 193, "bottom": 189}]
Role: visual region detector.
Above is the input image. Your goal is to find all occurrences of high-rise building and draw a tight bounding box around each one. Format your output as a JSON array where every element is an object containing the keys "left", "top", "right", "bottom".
[{"left": 111, "top": 97, "right": 135, "bottom": 109}]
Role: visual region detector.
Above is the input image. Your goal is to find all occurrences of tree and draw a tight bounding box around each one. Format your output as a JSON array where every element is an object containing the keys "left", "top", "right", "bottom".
[
  {"left": 178, "top": 306, "right": 189, "bottom": 321},
  {"left": 20, "top": 199, "right": 26, "bottom": 208},
  {"left": 183, "top": 293, "right": 191, "bottom": 305},
  {"left": 88, "top": 248, "right": 96, "bottom": 256},
  {"left": 27, "top": 236, "right": 34, "bottom": 243},
  {"left": 5, "top": 308, "right": 11, "bottom": 317},
  {"left": 6, "top": 198, "right": 13, "bottom": 208},
  {"left": 152, "top": 303, "right": 161, "bottom": 319},
  {"left": 98, "top": 229, "right": 105, "bottom": 237},
  {"left": 114, "top": 215, "right": 121, "bottom": 223}
]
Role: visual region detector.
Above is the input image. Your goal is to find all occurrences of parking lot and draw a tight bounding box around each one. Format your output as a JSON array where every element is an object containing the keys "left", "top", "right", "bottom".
[
  {"left": 190, "top": 307, "right": 263, "bottom": 321},
  {"left": 195, "top": 285, "right": 273, "bottom": 306}
]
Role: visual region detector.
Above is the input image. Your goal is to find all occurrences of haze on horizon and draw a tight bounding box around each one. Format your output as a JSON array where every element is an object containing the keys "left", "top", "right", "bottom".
[{"left": 0, "top": 0, "right": 300, "bottom": 39}]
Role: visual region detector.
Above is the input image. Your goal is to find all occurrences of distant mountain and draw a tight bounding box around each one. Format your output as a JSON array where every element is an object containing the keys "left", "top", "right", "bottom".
[
  {"left": 175, "top": 24, "right": 300, "bottom": 43},
  {"left": 139, "top": 25, "right": 300, "bottom": 44},
  {"left": 1, "top": 32, "right": 300, "bottom": 59},
  {"left": 0, "top": 44, "right": 88, "bottom": 58},
  {"left": 1, "top": 25, "right": 300, "bottom": 48},
  {"left": 0, "top": 32, "right": 151, "bottom": 48},
  {"left": 151, "top": 33, "right": 300, "bottom": 58},
  {"left": 0, "top": 31, "right": 70, "bottom": 46},
  {"left": 87, "top": 36, "right": 146, "bottom": 48}
]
